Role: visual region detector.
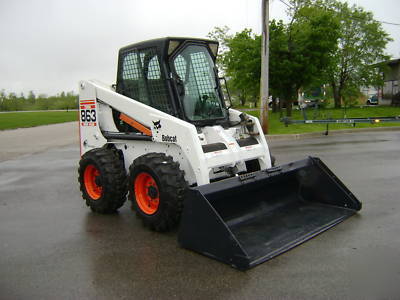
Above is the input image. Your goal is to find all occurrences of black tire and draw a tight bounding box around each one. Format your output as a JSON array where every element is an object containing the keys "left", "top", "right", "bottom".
[
  {"left": 128, "top": 153, "right": 187, "bottom": 232},
  {"left": 78, "top": 148, "right": 127, "bottom": 214}
]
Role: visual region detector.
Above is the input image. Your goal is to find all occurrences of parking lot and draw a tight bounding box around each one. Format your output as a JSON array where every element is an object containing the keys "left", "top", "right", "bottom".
[{"left": 1, "top": 124, "right": 400, "bottom": 299}]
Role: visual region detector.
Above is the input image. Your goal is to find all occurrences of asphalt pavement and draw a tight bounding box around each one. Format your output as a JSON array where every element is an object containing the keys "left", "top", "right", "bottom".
[
  {"left": 1, "top": 125, "right": 400, "bottom": 299},
  {"left": 0, "top": 122, "right": 78, "bottom": 162}
]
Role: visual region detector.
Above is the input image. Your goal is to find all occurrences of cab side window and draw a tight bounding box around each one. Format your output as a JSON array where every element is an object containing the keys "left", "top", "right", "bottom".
[{"left": 119, "top": 47, "right": 172, "bottom": 114}]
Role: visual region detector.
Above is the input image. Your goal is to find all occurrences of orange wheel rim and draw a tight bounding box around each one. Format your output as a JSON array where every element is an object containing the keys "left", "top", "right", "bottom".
[
  {"left": 134, "top": 172, "right": 160, "bottom": 215},
  {"left": 84, "top": 164, "right": 103, "bottom": 200}
]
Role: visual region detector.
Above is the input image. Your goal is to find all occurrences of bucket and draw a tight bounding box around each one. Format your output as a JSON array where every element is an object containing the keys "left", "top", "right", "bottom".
[{"left": 178, "top": 157, "right": 361, "bottom": 270}]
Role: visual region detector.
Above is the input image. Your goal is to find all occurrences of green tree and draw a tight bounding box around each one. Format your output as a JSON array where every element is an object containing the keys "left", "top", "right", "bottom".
[
  {"left": 274, "top": 1, "right": 340, "bottom": 115},
  {"left": 219, "top": 2, "right": 339, "bottom": 115},
  {"left": 313, "top": 0, "right": 392, "bottom": 107},
  {"left": 210, "top": 0, "right": 339, "bottom": 115},
  {"left": 207, "top": 26, "right": 250, "bottom": 107},
  {"left": 207, "top": 26, "right": 231, "bottom": 72},
  {"left": 0, "top": 90, "right": 6, "bottom": 111},
  {"left": 223, "top": 29, "right": 262, "bottom": 108},
  {"left": 28, "top": 91, "right": 35, "bottom": 99}
]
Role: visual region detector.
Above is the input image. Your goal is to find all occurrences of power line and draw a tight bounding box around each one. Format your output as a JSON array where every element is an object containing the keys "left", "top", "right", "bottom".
[
  {"left": 380, "top": 21, "right": 400, "bottom": 26},
  {"left": 278, "top": 0, "right": 292, "bottom": 9}
]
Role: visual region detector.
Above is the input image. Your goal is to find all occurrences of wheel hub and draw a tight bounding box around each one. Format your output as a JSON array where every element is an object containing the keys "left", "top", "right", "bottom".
[
  {"left": 95, "top": 176, "right": 102, "bottom": 187},
  {"left": 134, "top": 172, "right": 160, "bottom": 215},
  {"left": 83, "top": 164, "right": 103, "bottom": 200},
  {"left": 148, "top": 186, "right": 158, "bottom": 199}
]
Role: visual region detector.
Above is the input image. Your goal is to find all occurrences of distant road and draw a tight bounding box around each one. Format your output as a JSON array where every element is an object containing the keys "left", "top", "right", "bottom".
[{"left": 0, "top": 122, "right": 78, "bottom": 162}]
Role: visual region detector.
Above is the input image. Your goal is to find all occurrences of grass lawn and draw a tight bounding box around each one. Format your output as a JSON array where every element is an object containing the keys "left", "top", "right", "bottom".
[
  {"left": 0, "top": 111, "right": 78, "bottom": 130},
  {"left": 242, "top": 106, "right": 400, "bottom": 134}
]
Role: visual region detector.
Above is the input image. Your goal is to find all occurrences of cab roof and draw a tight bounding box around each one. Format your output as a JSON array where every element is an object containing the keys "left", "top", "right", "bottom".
[{"left": 119, "top": 37, "right": 219, "bottom": 57}]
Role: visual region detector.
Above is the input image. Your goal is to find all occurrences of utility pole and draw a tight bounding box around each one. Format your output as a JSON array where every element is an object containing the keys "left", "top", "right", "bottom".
[{"left": 260, "top": 0, "right": 269, "bottom": 133}]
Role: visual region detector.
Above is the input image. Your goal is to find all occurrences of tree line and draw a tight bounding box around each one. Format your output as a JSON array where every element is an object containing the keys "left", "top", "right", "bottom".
[
  {"left": 208, "top": 0, "right": 392, "bottom": 116},
  {"left": 0, "top": 90, "right": 78, "bottom": 111}
]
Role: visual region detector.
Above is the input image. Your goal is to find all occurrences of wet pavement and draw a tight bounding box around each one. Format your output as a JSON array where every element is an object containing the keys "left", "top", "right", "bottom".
[
  {"left": 1, "top": 130, "right": 400, "bottom": 299},
  {"left": 0, "top": 122, "right": 78, "bottom": 162}
]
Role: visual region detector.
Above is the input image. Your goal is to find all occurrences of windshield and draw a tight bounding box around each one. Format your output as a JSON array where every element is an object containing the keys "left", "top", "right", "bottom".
[{"left": 172, "top": 45, "right": 226, "bottom": 121}]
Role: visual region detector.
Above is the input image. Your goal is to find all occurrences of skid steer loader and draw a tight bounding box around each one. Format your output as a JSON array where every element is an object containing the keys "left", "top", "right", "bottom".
[{"left": 78, "top": 37, "right": 361, "bottom": 270}]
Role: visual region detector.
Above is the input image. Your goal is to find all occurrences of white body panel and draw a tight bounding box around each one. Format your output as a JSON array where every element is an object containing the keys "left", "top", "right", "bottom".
[{"left": 79, "top": 80, "right": 272, "bottom": 186}]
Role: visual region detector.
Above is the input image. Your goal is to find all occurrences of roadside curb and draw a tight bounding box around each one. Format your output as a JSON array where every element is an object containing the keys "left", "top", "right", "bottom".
[{"left": 265, "top": 126, "right": 400, "bottom": 141}]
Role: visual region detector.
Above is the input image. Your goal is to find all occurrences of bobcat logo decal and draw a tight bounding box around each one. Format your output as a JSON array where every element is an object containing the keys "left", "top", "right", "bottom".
[{"left": 153, "top": 120, "right": 161, "bottom": 130}]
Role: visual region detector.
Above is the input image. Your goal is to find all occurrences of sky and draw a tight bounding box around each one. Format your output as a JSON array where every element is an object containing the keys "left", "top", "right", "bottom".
[{"left": 0, "top": 0, "right": 399, "bottom": 96}]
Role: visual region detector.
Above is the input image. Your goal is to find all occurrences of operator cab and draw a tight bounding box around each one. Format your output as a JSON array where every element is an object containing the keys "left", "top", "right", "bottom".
[{"left": 116, "top": 37, "right": 228, "bottom": 129}]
